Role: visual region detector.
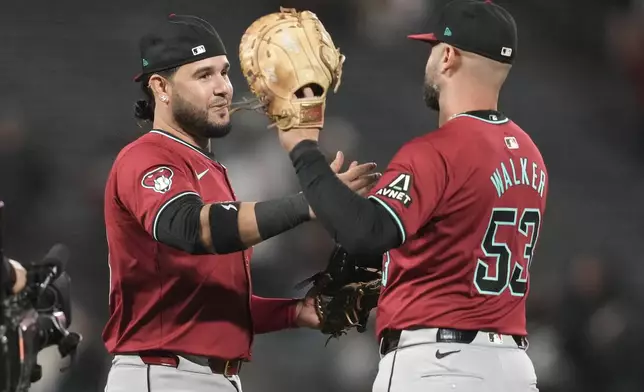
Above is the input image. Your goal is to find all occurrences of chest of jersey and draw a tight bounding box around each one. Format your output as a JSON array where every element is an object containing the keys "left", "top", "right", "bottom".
[{"left": 188, "top": 158, "right": 238, "bottom": 204}]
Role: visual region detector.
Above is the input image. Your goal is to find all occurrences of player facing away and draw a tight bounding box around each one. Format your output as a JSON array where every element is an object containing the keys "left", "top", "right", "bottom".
[
  {"left": 276, "top": 1, "right": 546, "bottom": 391},
  {"left": 102, "top": 14, "right": 378, "bottom": 392}
]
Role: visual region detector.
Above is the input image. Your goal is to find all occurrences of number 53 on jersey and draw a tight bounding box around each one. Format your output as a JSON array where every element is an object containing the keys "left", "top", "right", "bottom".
[{"left": 474, "top": 207, "right": 541, "bottom": 297}]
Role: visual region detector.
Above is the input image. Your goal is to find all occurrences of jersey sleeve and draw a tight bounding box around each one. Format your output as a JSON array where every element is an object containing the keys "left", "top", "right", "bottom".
[
  {"left": 368, "top": 141, "right": 447, "bottom": 243},
  {"left": 114, "top": 143, "right": 200, "bottom": 240},
  {"left": 250, "top": 295, "right": 299, "bottom": 334}
]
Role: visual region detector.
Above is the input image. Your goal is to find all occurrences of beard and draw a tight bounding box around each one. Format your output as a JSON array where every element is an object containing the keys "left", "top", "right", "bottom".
[
  {"left": 423, "top": 79, "right": 440, "bottom": 112},
  {"left": 172, "top": 92, "right": 232, "bottom": 139}
]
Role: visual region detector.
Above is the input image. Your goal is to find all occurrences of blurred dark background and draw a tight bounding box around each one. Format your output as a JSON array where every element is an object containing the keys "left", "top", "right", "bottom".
[{"left": 2, "top": 0, "right": 644, "bottom": 391}]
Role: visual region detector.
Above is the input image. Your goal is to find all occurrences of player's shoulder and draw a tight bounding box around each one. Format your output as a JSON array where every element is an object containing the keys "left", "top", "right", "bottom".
[
  {"left": 397, "top": 131, "right": 441, "bottom": 154},
  {"left": 393, "top": 133, "right": 443, "bottom": 163},
  {"left": 113, "top": 132, "right": 178, "bottom": 167},
  {"left": 401, "top": 116, "right": 473, "bottom": 151},
  {"left": 387, "top": 134, "right": 448, "bottom": 175}
]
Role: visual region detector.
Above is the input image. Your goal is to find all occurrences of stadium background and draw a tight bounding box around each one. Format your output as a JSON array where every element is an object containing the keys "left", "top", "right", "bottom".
[{"left": 2, "top": 0, "right": 644, "bottom": 391}]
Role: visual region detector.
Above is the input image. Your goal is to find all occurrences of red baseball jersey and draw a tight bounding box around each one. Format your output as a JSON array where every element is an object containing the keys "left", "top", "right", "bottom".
[
  {"left": 368, "top": 111, "right": 548, "bottom": 339},
  {"left": 102, "top": 130, "right": 254, "bottom": 359}
]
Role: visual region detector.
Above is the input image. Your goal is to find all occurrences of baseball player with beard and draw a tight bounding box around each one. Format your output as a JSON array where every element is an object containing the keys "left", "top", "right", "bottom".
[
  {"left": 275, "top": 1, "right": 548, "bottom": 391},
  {"left": 102, "top": 14, "right": 378, "bottom": 392}
]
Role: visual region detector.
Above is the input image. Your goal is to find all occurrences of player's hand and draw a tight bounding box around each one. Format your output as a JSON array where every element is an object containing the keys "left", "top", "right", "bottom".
[
  {"left": 295, "top": 295, "right": 321, "bottom": 329},
  {"left": 331, "top": 151, "right": 380, "bottom": 196},
  {"left": 8, "top": 259, "right": 27, "bottom": 294},
  {"left": 276, "top": 87, "right": 321, "bottom": 152},
  {"left": 306, "top": 152, "right": 380, "bottom": 219}
]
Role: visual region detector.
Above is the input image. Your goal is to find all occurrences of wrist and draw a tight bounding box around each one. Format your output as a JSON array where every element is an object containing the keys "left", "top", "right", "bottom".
[
  {"left": 291, "top": 192, "right": 312, "bottom": 222},
  {"left": 251, "top": 296, "right": 302, "bottom": 334},
  {"left": 288, "top": 139, "right": 321, "bottom": 164},
  {"left": 282, "top": 129, "right": 321, "bottom": 153},
  {"left": 254, "top": 193, "right": 311, "bottom": 241},
  {"left": 293, "top": 300, "right": 305, "bottom": 328}
]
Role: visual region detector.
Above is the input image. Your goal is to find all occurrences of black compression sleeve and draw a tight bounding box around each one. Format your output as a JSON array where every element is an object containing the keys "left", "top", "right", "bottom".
[
  {"left": 289, "top": 140, "right": 401, "bottom": 255},
  {"left": 155, "top": 194, "right": 209, "bottom": 254},
  {"left": 156, "top": 192, "right": 310, "bottom": 255},
  {"left": 254, "top": 193, "right": 311, "bottom": 241},
  {"left": 156, "top": 195, "right": 246, "bottom": 255}
]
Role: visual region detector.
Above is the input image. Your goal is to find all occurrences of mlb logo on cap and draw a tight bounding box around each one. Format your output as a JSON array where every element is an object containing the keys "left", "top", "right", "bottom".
[
  {"left": 133, "top": 14, "right": 227, "bottom": 82},
  {"left": 192, "top": 45, "right": 206, "bottom": 56}
]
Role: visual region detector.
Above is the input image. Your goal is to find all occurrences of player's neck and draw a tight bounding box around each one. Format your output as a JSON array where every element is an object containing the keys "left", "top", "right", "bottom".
[
  {"left": 438, "top": 89, "right": 499, "bottom": 127},
  {"left": 153, "top": 118, "right": 211, "bottom": 152}
]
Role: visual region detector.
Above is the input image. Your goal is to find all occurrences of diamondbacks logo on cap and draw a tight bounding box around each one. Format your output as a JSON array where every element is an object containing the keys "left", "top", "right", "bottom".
[
  {"left": 142, "top": 59, "right": 149, "bottom": 67},
  {"left": 192, "top": 45, "right": 206, "bottom": 56},
  {"left": 141, "top": 166, "right": 174, "bottom": 194},
  {"left": 444, "top": 27, "right": 452, "bottom": 36}
]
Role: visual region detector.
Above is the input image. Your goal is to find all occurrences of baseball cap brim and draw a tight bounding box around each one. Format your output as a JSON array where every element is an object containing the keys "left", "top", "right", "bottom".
[{"left": 407, "top": 33, "right": 439, "bottom": 43}]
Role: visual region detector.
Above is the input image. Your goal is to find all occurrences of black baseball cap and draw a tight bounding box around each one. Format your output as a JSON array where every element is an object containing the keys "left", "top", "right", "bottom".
[
  {"left": 133, "top": 14, "right": 227, "bottom": 82},
  {"left": 408, "top": 0, "right": 517, "bottom": 64}
]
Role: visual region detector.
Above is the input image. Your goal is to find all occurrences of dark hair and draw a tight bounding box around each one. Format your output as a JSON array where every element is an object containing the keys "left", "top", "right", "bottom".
[{"left": 134, "top": 68, "right": 178, "bottom": 122}]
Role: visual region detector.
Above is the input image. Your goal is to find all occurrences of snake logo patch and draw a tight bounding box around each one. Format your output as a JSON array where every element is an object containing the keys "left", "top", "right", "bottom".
[
  {"left": 375, "top": 173, "right": 413, "bottom": 207},
  {"left": 141, "top": 166, "right": 174, "bottom": 194}
]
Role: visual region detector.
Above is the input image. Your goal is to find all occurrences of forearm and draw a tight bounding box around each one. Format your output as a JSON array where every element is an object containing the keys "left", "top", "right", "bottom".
[
  {"left": 155, "top": 193, "right": 310, "bottom": 255},
  {"left": 251, "top": 295, "right": 300, "bottom": 334},
  {"left": 199, "top": 202, "right": 262, "bottom": 251},
  {"left": 289, "top": 140, "right": 401, "bottom": 255},
  {"left": 238, "top": 202, "right": 261, "bottom": 247},
  {"left": 200, "top": 193, "right": 311, "bottom": 251}
]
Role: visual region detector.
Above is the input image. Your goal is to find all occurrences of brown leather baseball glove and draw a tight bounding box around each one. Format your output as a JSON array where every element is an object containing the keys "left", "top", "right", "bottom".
[
  {"left": 296, "top": 245, "right": 382, "bottom": 342},
  {"left": 238, "top": 7, "right": 345, "bottom": 131}
]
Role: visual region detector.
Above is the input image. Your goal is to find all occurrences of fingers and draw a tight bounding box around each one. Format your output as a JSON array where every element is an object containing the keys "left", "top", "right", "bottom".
[
  {"left": 362, "top": 172, "right": 382, "bottom": 186},
  {"left": 303, "top": 87, "right": 315, "bottom": 98},
  {"left": 349, "top": 175, "right": 378, "bottom": 191},
  {"left": 343, "top": 162, "right": 377, "bottom": 180},
  {"left": 365, "top": 172, "right": 382, "bottom": 184},
  {"left": 333, "top": 154, "right": 381, "bottom": 193},
  {"left": 348, "top": 173, "right": 382, "bottom": 196},
  {"left": 329, "top": 154, "right": 362, "bottom": 176},
  {"left": 329, "top": 151, "right": 344, "bottom": 173}
]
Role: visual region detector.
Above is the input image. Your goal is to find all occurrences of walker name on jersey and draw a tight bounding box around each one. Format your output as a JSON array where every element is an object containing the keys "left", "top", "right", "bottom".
[
  {"left": 490, "top": 157, "right": 546, "bottom": 198},
  {"left": 375, "top": 173, "right": 412, "bottom": 207}
]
